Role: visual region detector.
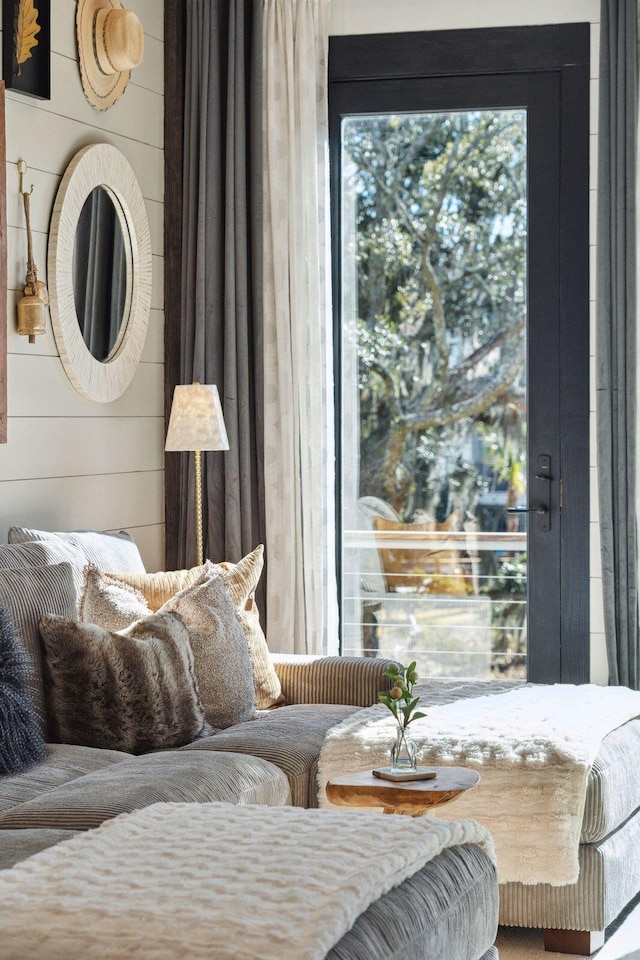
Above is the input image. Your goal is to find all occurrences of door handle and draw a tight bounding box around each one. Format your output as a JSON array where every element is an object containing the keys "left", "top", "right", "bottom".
[{"left": 506, "top": 455, "right": 551, "bottom": 532}]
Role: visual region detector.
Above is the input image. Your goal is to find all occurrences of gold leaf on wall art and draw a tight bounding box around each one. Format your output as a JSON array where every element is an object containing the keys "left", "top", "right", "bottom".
[{"left": 15, "top": 0, "right": 41, "bottom": 76}]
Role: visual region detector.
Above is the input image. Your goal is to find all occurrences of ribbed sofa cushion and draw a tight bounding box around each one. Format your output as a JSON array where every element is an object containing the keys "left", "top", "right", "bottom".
[
  {"left": 0, "top": 743, "right": 130, "bottom": 814},
  {"left": 581, "top": 718, "right": 640, "bottom": 842},
  {"left": 181, "top": 703, "right": 359, "bottom": 807},
  {"left": 0, "top": 828, "right": 79, "bottom": 870},
  {"left": 326, "top": 843, "right": 498, "bottom": 960},
  {"left": 0, "top": 751, "right": 291, "bottom": 830}
]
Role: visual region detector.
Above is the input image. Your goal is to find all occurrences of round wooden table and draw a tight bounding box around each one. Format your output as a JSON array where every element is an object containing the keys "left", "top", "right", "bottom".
[{"left": 326, "top": 767, "right": 480, "bottom": 816}]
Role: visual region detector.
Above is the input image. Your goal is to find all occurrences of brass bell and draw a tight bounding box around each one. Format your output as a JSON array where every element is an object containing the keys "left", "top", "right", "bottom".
[{"left": 17, "top": 288, "right": 48, "bottom": 344}]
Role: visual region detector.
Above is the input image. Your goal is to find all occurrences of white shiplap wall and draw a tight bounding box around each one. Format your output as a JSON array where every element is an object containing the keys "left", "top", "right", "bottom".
[
  {"left": 0, "top": 0, "right": 165, "bottom": 570},
  {"left": 330, "top": 0, "right": 606, "bottom": 683}
]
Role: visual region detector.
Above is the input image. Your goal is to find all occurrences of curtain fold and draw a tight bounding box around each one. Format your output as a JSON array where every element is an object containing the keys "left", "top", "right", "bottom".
[
  {"left": 178, "top": 0, "right": 266, "bottom": 614},
  {"left": 262, "top": 0, "right": 337, "bottom": 654},
  {"left": 596, "top": 0, "right": 639, "bottom": 688}
]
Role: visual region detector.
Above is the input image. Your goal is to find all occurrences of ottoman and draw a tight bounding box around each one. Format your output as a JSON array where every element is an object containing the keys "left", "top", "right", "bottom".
[
  {"left": 499, "top": 716, "right": 640, "bottom": 953},
  {"left": 0, "top": 802, "right": 499, "bottom": 960}
]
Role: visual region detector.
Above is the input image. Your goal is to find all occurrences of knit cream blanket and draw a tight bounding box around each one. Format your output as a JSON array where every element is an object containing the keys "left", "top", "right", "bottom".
[
  {"left": 0, "top": 801, "right": 494, "bottom": 960},
  {"left": 318, "top": 683, "right": 640, "bottom": 886}
]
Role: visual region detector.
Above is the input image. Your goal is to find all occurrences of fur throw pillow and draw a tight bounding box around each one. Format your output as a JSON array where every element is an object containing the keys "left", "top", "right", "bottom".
[
  {"left": 39, "top": 612, "right": 209, "bottom": 754},
  {"left": 78, "top": 570, "right": 256, "bottom": 728},
  {"left": 0, "top": 604, "right": 46, "bottom": 775},
  {"left": 81, "top": 546, "right": 283, "bottom": 710}
]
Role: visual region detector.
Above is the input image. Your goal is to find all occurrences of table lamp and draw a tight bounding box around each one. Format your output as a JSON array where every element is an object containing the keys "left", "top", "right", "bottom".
[{"left": 165, "top": 382, "right": 230, "bottom": 565}]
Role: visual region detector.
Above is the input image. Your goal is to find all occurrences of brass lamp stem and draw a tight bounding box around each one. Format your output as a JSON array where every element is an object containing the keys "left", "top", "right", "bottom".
[{"left": 194, "top": 448, "right": 204, "bottom": 566}]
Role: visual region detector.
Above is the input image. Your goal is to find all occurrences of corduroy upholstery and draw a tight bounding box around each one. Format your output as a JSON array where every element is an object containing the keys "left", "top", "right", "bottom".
[
  {"left": 181, "top": 704, "right": 359, "bottom": 807},
  {"left": 500, "top": 800, "right": 640, "bottom": 933},
  {"left": 0, "top": 563, "right": 77, "bottom": 728},
  {"left": 0, "top": 752, "right": 291, "bottom": 831},
  {"left": 409, "top": 678, "right": 640, "bottom": 939},
  {"left": 0, "top": 743, "right": 130, "bottom": 815},
  {"left": 580, "top": 717, "right": 640, "bottom": 841},
  {"left": 272, "top": 654, "right": 397, "bottom": 707},
  {"left": 7, "top": 527, "right": 145, "bottom": 576},
  {"left": 326, "top": 844, "right": 499, "bottom": 960},
  {"left": 0, "top": 828, "right": 79, "bottom": 871}
]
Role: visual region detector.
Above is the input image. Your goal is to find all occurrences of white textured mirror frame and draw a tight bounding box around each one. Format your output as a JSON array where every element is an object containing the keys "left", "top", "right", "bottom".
[{"left": 48, "top": 143, "right": 152, "bottom": 403}]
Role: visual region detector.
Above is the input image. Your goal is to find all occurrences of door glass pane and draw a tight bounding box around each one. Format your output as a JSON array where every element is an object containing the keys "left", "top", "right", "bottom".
[{"left": 340, "top": 108, "right": 528, "bottom": 679}]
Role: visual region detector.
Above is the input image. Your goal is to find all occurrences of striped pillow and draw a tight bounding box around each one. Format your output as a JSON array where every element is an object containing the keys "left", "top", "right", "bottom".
[
  {"left": 0, "top": 563, "right": 77, "bottom": 733},
  {"left": 0, "top": 539, "right": 88, "bottom": 597},
  {"left": 8, "top": 528, "right": 145, "bottom": 576}
]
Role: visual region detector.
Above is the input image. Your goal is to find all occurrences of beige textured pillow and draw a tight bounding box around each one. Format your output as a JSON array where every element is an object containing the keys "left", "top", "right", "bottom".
[
  {"left": 103, "top": 564, "right": 210, "bottom": 612},
  {"left": 215, "top": 547, "right": 284, "bottom": 710},
  {"left": 79, "top": 567, "right": 155, "bottom": 632},
  {"left": 99, "top": 547, "right": 283, "bottom": 710},
  {"left": 39, "top": 612, "right": 208, "bottom": 754},
  {"left": 79, "top": 568, "right": 256, "bottom": 728},
  {"left": 161, "top": 575, "right": 256, "bottom": 728}
]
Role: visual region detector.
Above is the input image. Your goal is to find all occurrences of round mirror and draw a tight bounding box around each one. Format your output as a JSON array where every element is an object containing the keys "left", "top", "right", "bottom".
[
  {"left": 72, "top": 186, "right": 130, "bottom": 363},
  {"left": 48, "top": 144, "right": 152, "bottom": 403}
]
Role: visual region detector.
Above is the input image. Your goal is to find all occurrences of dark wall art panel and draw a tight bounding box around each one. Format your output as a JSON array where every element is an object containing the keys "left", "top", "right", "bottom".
[{"left": 3, "top": 0, "right": 50, "bottom": 100}]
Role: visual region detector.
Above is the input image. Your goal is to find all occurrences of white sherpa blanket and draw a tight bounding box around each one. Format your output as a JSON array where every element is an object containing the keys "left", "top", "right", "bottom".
[
  {"left": 318, "top": 683, "right": 640, "bottom": 886},
  {"left": 0, "top": 801, "right": 494, "bottom": 960}
]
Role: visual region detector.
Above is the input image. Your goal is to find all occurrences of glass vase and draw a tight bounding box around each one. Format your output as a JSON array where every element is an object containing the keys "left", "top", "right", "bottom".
[{"left": 390, "top": 725, "right": 418, "bottom": 773}]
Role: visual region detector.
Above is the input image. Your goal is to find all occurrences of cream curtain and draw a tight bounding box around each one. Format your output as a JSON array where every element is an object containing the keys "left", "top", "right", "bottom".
[{"left": 262, "top": 0, "right": 337, "bottom": 654}]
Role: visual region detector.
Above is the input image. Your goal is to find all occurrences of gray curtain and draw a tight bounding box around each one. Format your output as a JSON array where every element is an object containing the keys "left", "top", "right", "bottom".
[
  {"left": 596, "top": 0, "right": 639, "bottom": 688},
  {"left": 178, "top": 0, "right": 265, "bottom": 603}
]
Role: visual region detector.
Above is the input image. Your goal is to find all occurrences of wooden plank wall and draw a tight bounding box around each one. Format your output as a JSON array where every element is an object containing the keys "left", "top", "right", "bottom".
[{"left": 0, "top": 0, "right": 165, "bottom": 570}]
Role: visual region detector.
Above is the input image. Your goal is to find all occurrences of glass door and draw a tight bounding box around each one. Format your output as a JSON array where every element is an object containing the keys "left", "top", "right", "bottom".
[
  {"left": 330, "top": 35, "right": 590, "bottom": 682},
  {"left": 340, "top": 107, "right": 529, "bottom": 678}
]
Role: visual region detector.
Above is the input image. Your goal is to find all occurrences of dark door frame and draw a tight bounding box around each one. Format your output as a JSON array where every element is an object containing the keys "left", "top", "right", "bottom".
[{"left": 329, "top": 24, "right": 590, "bottom": 682}]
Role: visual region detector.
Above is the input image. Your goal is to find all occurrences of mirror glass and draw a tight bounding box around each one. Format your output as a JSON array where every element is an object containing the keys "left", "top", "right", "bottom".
[{"left": 72, "top": 186, "right": 129, "bottom": 363}]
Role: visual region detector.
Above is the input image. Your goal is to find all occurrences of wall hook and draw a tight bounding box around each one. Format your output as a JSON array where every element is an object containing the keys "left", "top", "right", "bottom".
[{"left": 17, "top": 159, "right": 34, "bottom": 199}]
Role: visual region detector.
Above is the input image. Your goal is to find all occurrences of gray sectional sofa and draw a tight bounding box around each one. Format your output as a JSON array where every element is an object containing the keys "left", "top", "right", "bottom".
[{"left": 0, "top": 532, "right": 499, "bottom": 960}]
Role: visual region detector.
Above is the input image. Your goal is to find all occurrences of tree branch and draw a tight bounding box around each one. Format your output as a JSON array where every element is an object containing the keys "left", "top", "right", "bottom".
[{"left": 403, "top": 342, "right": 525, "bottom": 431}]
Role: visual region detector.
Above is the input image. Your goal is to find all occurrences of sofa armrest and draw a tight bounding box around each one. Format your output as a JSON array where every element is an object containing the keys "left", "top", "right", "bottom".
[{"left": 270, "top": 655, "right": 398, "bottom": 707}]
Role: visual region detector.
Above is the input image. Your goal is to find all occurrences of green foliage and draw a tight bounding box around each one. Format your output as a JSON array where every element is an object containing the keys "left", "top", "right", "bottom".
[
  {"left": 343, "top": 109, "right": 528, "bottom": 515},
  {"left": 378, "top": 661, "right": 427, "bottom": 729}
]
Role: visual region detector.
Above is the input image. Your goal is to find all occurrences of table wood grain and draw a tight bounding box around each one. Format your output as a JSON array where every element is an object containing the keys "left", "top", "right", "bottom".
[{"left": 326, "top": 767, "right": 480, "bottom": 815}]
